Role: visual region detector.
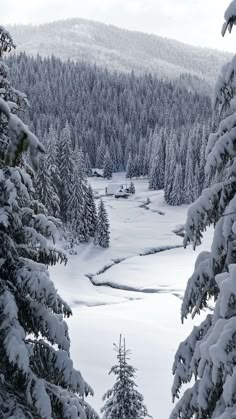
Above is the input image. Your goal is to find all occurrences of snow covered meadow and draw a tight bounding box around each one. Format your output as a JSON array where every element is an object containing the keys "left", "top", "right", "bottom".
[{"left": 50, "top": 174, "right": 212, "bottom": 418}]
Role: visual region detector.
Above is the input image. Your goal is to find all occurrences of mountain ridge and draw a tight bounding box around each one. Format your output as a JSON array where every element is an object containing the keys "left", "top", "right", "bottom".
[{"left": 9, "top": 18, "right": 232, "bottom": 84}]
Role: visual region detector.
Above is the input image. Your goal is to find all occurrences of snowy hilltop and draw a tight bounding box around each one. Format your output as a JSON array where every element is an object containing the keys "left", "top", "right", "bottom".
[{"left": 9, "top": 19, "right": 231, "bottom": 85}]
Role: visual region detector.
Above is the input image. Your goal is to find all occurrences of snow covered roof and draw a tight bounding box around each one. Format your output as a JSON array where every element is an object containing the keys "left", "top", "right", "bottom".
[{"left": 106, "top": 183, "right": 124, "bottom": 194}]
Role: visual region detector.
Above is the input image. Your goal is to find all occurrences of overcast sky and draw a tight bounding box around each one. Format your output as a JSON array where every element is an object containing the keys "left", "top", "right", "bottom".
[{"left": 1, "top": 0, "right": 235, "bottom": 52}]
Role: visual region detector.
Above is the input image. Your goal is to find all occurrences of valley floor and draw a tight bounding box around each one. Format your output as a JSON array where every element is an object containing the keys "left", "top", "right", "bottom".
[{"left": 50, "top": 174, "right": 212, "bottom": 418}]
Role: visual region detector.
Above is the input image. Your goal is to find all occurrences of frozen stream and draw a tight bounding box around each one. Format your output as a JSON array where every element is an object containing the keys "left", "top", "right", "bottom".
[
  {"left": 50, "top": 174, "right": 212, "bottom": 418},
  {"left": 65, "top": 244, "right": 209, "bottom": 419}
]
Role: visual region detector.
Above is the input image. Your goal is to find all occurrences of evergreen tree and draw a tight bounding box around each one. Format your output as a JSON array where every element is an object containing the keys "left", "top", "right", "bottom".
[
  {"left": 68, "top": 149, "right": 89, "bottom": 242},
  {"left": 137, "top": 137, "right": 146, "bottom": 176},
  {"left": 80, "top": 192, "right": 91, "bottom": 243},
  {"left": 109, "top": 139, "right": 118, "bottom": 172},
  {"left": 34, "top": 152, "right": 60, "bottom": 217},
  {"left": 103, "top": 149, "right": 113, "bottom": 179},
  {"left": 67, "top": 162, "right": 85, "bottom": 242},
  {"left": 101, "top": 335, "right": 151, "bottom": 419},
  {"left": 86, "top": 184, "right": 98, "bottom": 237},
  {"left": 133, "top": 154, "right": 140, "bottom": 178},
  {"left": 171, "top": 5, "right": 236, "bottom": 418},
  {"left": 85, "top": 151, "right": 93, "bottom": 176},
  {"left": 116, "top": 140, "right": 124, "bottom": 171},
  {"left": 199, "top": 123, "right": 210, "bottom": 192},
  {"left": 143, "top": 142, "right": 150, "bottom": 176},
  {"left": 46, "top": 126, "right": 61, "bottom": 210},
  {"left": 126, "top": 153, "right": 134, "bottom": 179},
  {"left": 94, "top": 199, "right": 110, "bottom": 248},
  {"left": 58, "top": 121, "right": 74, "bottom": 223},
  {"left": 169, "top": 162, "right": 183, "bottom": 206},
  {"left": 148, "top": 128, "right": 165, "bottom": 190},
  {"left": 149, "top": 154, "right": 160, "bottom": 190},
  {"left": 183, "top": 135, "right": 195, "bottom": 204},
  {"left": 0, "top": 26, "right": 97, "bottom": 419},
  {"left": 47, "top": 128, "right": 61, "bottom": 216},
  {"left": 96, "top": 135, "right": 106, "bottom": 168},
  {"left": 129, "top": 181, "right": 135, "bottom": 194},
  {"left": 156, "top": 128, "right": 166, "bottom": 188},
  {"left": 193, "top": 162, "right": 200, "bottom": 201},
  {"left": 164, "top": 134, "right": 177, "bottom": 204},
  {"left": 179, "top": 129, "right": 188, "bottom": 181}
]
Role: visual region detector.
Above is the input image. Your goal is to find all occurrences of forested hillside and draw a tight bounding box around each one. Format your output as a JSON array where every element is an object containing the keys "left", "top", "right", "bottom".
[
  {"left": 7, "top": 53, "right": 214, "bottom": 205},
  {"left": 9, "top": 19, "right": 231, "bottom": 83}
]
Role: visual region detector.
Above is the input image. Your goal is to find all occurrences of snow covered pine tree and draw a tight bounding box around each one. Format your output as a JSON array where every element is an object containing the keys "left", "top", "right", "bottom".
[
  {"left": 0, "top": 26, "right": 98, "bottom": 418},
  {"left": 101, "top": 335, "right": 151, "bottom": 419},
  {"left": 94, "top": 199, "right": 110, "bottom": 248},
  {"left": 171, "top": 2, "right": 236, "bottom": 418},
  {"left": 58, "top": 121, "right": 74, "bottom": 224},
  {"left": 86, "top": 184, "right": 98, "bottom": 238},
  {"left": 129, "top": 181, "right": 135, "bottom": 195},
  {"left": 34, "top": 150, "right": 60, "bottom": 218},
  {"left": 126, "top": 153, "right": 134, "bottom": 179},
  {"left": 103, "top": 149, "right": 113, "bottom": 179}
]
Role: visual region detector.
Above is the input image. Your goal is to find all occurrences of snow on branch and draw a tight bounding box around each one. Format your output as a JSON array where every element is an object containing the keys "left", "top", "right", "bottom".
[
  {"left": 29, "top": 301, "right": 71, "bottom": 351},
  {"left": 170, "top": 382, "right": 199, "bottom": 419},
  {"left": 16, "top": 259, "right": 63, "bottom": 309},
  {"left": 181, "top": 252, "right": 215, "bottom": 321},
  {"left": 184, "top": 180, "right": 236, "bottom": 248},
  {"left": 206, "top": 113, "right": 236, "bottom": 177},
  {"left": 223, "top": 0, "right": 236, "bottom": 36},
  {"left": 0, "top": 26, "right": 15, "bottom": 57},
  {"left": 172, "top": 315, "right": 212, "bottom": 402},
  {"left": 28, "top": 338, "right": 93, "bottom": 397},
  {"left": 0, "top": 288, "right": 29, "bottom": 372}
]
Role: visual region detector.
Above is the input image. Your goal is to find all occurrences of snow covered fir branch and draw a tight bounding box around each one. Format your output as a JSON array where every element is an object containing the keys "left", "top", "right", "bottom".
[
  {"left": 0, "top": 25, "right": 99, "bottom": 418},
  {"left": 170, "top": 1, "right": 236, "bottom": 418}
]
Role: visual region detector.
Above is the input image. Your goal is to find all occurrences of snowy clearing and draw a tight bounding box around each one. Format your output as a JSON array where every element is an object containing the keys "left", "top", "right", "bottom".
[{"left": 50, "top": 174, "right": 212, "bottom": 418}]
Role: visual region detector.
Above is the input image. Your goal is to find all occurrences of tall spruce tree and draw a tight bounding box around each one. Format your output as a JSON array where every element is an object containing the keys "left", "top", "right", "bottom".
[
  {"left": 126, "top": 153, "right": 134, "bottom": 179},
  {"left": 193, "top": 161, "right": 200, "bottom": 201},
  {"left": 58, "top": 121, "right": 74, "bottom": 223},
  {"left": 94, "top": 199, "right": 110, "bottom": 248},
  {"left": 45, "top": 125, "right": 61, "bottom": 217},
  {"left": 86, "top": 184, "right": 98, "bottom": 237},
  {"left": 96, "top": 135, "right": 106, "bottom": 169},
  {"left": 129, "top": 181, "right": 136, "bottom": 194},
  {"left": 68, "top": 149, "right": 89, "bottom": 242},
  {"left": 101, "top": 336, "right": 151, "bottom": 419},
  {"left": 183, "top": 134, "right": 195, "bottom": 204},
  {"left": 149, "top": 154, "right": 160, "bottom": 190},
  {"left": 169, "top": 162, "right": 183, "bottom": 206},
  {"left": 67, "top": 162, "right": 85, "bottom": 242},
  {"left": 34, "top": 152, "right": 60, "bottom": 217},
  {"left": 0, "top": 26, "right": 97, "bottom": 418},
  {"left": 77, "top": 149, "right": 90, "bottom": 242},
  {"left": 85, "top": 151, "right": 93, "bottom": 176},
  {"left": 103, "top": 149, "right": 113, "bottom": 179},
  {"left": 164, "top": 134, "right": 177, "bottom": 204},
  {"left": 137, "top": 137, "right": 146, "bottom": 176},
  {"left": 199, "top": 123, "right": 210, "bottom": 193},
  {"left": 133, "top": 154, "right": 140, "bottom": 178},
  {"left": 171, "top": 3, "right": 236, "bottom": 417},
  {"left": 148, "top": 128, "right": 165, "bottom": 190}
]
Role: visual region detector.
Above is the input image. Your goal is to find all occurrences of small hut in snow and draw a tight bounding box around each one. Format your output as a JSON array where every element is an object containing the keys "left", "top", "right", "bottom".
[{"left": 105, "top": 184, "right": 131, "bottom": 198}]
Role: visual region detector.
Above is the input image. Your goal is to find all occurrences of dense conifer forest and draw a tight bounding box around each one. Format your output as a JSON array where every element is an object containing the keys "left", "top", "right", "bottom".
[{"left": 7, "top": 53, "right": 215, "bottom": 205}]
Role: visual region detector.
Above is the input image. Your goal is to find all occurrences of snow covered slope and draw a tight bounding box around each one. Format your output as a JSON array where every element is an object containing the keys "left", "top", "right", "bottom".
[
  {"left": 50, "top": 174, "right": 212, "bottom": 418},
  {"left": 9, "top": 19, "right": 231, "bottom": 83}
]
